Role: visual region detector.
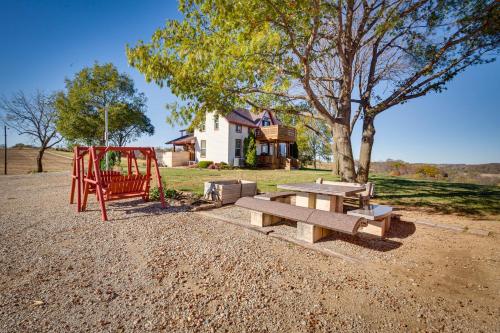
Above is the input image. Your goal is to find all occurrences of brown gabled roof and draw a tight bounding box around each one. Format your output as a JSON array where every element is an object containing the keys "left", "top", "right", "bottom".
[
  {"left": 224, "top": 108, "right": 259, "bottom": 128},
  {"left": 166, "top": 134, "right": 195, "bottom": 145},
  {"left": 224, "top": 108, "right": 281, "bottom": 127}
]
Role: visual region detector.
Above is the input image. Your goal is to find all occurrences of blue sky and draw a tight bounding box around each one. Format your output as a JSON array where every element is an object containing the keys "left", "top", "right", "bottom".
[{"left": 0, "top": 0, "right": 499, "bottom": 164}]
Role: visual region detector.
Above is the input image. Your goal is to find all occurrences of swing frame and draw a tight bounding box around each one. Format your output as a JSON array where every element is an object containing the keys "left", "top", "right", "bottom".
[{"left": 70, "top": 146, "right": 166, "bottom": 221}]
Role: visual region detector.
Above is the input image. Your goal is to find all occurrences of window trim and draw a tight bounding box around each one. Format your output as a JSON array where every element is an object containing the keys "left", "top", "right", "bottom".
[
  {"left": 235, "top": 139, "right": 242, "bottom": 158},
  {"left": 200, "top": 140, "right": 207, "bottom": 158}
]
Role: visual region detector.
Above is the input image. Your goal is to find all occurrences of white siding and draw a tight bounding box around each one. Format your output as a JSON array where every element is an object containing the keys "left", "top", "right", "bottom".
[
  {"left": 193, "top": 112, "right": 231, "bottom": 163},
  {"left": 227, "top": 123, "right": 249, "bottom": 164}
]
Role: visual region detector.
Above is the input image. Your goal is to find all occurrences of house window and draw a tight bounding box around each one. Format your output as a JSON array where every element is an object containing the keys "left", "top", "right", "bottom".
[
  {"left": 235, "top": 124, "right": 242, "bottom": 133},
  {"left": 200, "top": 140, "right": 206, "bottom": 158},
  {"left": 260, "top": 143, "right": 269, "bottom": 155},
  {"left": 261, "top": 117, "right": 271, "bottom": 127},
  {"left": 199, "top": 122, "right": 205, "bottom": 132},
  {"left": 214, "top": 114, "right": 219, "bottom": 130},
  {"left": 235, "top": 139, "right": 242, "bottom": 158}
]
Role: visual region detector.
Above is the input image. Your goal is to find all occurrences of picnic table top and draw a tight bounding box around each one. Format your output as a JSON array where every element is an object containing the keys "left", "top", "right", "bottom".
[{"left": 277, "top": 182, "right": 365, "bottom": 197}]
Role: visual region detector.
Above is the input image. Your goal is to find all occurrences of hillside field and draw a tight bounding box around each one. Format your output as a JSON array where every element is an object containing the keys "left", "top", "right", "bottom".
[{"left": 0, "top": 148, "right": 72, "bottom": 175}]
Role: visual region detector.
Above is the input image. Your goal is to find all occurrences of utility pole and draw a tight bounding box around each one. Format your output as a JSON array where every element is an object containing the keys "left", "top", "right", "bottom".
[{"left": 4, "top": 125, "right": 7, "bottom": 175}]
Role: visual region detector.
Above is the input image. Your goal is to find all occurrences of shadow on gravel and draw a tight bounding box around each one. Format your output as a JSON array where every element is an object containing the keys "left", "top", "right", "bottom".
[
  {"left": 107, "top": 199, "right": 192, "bottom": 221},
  {"left": 273, "top": 220, "right": 407, "bottom": 252}
]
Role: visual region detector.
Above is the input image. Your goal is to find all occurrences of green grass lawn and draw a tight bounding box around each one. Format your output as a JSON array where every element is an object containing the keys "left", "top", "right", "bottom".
[{"left": 159, "top": 168, "right": 500, "bottom": 219}]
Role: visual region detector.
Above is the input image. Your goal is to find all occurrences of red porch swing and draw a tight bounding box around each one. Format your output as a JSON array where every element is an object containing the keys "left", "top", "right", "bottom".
[{"left": 70, "top": 146, "right": 166, "bottom": 221}]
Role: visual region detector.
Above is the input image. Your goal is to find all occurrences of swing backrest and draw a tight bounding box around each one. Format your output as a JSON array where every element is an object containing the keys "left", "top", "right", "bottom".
[
  {"left": 99, "top": 170, "right": 122, "bottom": 185},
  {"left": 106, "top": 174, "right": 149, "bottom": 195}
]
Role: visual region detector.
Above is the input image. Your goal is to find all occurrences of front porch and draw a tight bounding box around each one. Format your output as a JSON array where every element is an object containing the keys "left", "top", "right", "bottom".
[
  {"left": 255, "top": 125, "right": 298, "bottom": 169},
  {"left": 164, "top": 130, "right": 196, "bottom": 167}
]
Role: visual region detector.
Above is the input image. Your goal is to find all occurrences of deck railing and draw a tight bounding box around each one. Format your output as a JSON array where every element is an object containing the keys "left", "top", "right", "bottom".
[{"left": 255, "top": 125, "right": 296, "bottom": 142}]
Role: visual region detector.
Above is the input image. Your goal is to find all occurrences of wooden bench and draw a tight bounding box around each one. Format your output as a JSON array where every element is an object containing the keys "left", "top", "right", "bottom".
[
  {"left": 347, "top": 204, "right": 392, "bottom": 238},
  {"left": 235, "top": 197, "right": 367, "bottom": 243}
]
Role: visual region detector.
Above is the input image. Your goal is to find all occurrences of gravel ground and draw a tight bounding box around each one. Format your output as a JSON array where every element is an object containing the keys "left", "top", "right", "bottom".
[{"left": 0, "top": 172, "right": 499, "bottom": 332}]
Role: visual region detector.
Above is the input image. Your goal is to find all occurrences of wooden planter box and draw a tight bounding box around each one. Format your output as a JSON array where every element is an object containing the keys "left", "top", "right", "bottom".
[{"left": 204, "top": 179, "right": 257, "bottom": 204}]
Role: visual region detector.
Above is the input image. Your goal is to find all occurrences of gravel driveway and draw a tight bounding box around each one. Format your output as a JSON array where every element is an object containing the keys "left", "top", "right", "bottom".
[{"left": 0, "top": 172, "right": 498, "bottom": 332}]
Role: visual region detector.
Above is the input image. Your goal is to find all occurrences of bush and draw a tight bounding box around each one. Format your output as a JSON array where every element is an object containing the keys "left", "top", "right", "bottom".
[
  {"left": 197, "top": 160, "right": 213, "bottom": 168},
  {"left": 389, "top": 170, "right": 401, "bottom": 177},
  {"left": 243, "top": 131, "right": 257, "bottom": 167},
  {"left": 99, "top": 151, "right": 119, "bottom": 170},
  {"left": 149, "top": 186, "right": 179, "bottom": 201},
  {"left": 416, "top": 165, "right": 441, "bottom": 178},
  {"left": 219, "top": 162, "right": 233, "bottom": 170}
]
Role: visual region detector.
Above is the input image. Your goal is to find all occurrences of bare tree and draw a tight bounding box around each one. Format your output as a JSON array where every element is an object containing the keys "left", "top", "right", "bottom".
[{"left": 0, "top": 91, "right": 62, "bottom": 172}]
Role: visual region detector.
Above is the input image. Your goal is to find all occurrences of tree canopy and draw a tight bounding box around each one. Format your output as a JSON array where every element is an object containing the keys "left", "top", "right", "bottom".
[
  {"left": 55, "top": 63, "right": 154, "bottom": 146},
  {"left": 127, "top": 0, "right": 499, "bottom": 181}
]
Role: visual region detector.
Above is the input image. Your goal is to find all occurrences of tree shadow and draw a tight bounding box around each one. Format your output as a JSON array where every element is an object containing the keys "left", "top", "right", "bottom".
[
  {"left": 274, "top": 219, "right": 410, "bottom": 252},
  {"left": 372, "top": 176, "right": 500, "bottom": 217},
  {"left": 97, "top": 200, "right": 188, "bottom": 221}
]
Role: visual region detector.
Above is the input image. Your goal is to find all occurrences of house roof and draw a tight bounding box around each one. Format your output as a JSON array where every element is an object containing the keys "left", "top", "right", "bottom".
[
  {"left": 225, "top": 108, "right": 259, "bottom": 128},
  {"left": 166, "top": 134, "right": 195, "bottom": 145},
  {"left": 224, "top": 108, "right": 281, "bottom": 127}
]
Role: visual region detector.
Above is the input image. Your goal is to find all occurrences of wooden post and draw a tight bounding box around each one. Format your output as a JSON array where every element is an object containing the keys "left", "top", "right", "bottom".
[
  {"left": 76, "top": 153, "right": 82, "bottom": 212},
  {"left": 82, "top": 150, "right": 93, "bottom": 211},
  {"left": 152, "top": 148, "right": 166, "bottom": 207},
  {"left": 127, "top": 154, "right": 132, "bottom": 175},
  {"left": 144, "top": 150, "right": 152, "bottom": 202},
  {"left": 70, "top": 148, "right": 76, "bottom": 205},
  {"left": 133, "top": 152, "right": 139, "bottom": 175},
  {"left": 91, "top": 147, "right": 108, "bottom": 221}
]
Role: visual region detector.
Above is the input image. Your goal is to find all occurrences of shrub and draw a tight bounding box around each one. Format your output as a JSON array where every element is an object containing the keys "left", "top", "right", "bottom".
[
  {"left": 416, "top": 165, "right": 441, "bottom": 178},
  {"left": 219, "top": 162, "right": 233, "bottom": 170},
  {"left": 99, "top": 151, "right": 119, "bottom": 170},
  {"left": 243, "top": 130, "right": 257, "bottom": 167},
  {"left": 389, "top": 170, "right": 401, "bottom": 177},
  {"left": 149, "top": 186, "right": 179, "bottom": 201},
  {"left": 197, "top": 160, "right": 213, "bottom": 168}
]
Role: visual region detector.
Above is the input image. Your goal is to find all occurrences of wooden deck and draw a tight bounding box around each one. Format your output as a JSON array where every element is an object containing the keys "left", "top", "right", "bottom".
[
  {"left": 257, "top": 156, "right": 299, "bottom": 169},
  {"left": 255, "top": 125, "right": 296, "bottom": 142}
]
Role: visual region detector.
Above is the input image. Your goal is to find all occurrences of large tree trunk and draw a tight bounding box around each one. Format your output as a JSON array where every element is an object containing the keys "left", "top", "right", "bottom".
[
  {"left": 332, "top": 122, "right": 356, "bottom": 182},
  {"left": 36, "top": 148, "right": 45, "bottom": 173},
  {"left": 331, "top": 139, "right": 340, "bottom": 176},
  {"left": 357, "top": 116, "right": 376, "bottom": 184}
]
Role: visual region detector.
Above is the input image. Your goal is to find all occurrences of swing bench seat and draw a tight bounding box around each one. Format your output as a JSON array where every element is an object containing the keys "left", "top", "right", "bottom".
[{"left": 101, "top": 174, "right": 150, "bottom": 201}]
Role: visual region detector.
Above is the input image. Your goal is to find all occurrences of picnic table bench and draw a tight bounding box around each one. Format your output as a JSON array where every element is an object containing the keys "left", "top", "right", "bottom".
[{"left": 236, "top": 197, "right": 367, "bottom": 243}]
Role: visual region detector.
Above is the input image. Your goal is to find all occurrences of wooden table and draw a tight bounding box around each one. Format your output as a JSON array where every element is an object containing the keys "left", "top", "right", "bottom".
[
  {"left": 277, "top": 182, "right": 366, "bottom": 242},
  {"left": 277, "top": 182, "right": 365, "bottom": 212}
]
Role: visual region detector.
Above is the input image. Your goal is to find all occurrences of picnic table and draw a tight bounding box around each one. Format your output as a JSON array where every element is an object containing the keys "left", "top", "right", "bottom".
[
  {"left": 277, "top": 182, "right": 365, "bottom": 213},
  {"left": 276, "top": 182, "right": 366, "bottom": 241}
]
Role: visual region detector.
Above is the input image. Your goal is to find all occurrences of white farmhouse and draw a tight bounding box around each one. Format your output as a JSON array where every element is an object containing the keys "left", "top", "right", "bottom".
[{"left": 164, "top": 109, "right": 297, "bottom": 169}]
